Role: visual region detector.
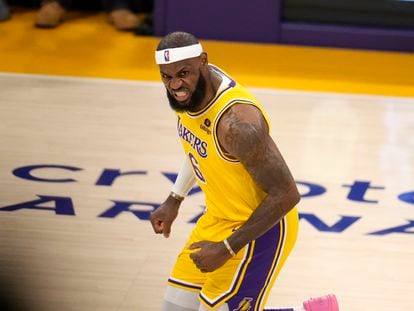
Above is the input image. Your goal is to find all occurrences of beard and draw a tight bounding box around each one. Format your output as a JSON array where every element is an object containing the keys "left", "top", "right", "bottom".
[{"left": 166, "top": 73, "right": 207, "bottom": 113}]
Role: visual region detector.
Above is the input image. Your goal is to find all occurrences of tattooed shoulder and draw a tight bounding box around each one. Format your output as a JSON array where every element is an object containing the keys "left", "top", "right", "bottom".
[{"left": 217, "top": 104, "right": 267, "bottom": 160}]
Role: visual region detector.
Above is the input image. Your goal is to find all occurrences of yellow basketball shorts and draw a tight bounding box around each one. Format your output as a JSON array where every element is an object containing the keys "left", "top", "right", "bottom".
[{"left": 167, "top": 207, "right": 299, "bottom": 311}]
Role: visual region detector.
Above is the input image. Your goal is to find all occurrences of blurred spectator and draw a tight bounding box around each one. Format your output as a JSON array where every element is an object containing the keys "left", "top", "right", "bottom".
[
  {"left": 34, "top": 0, "right": 152, "bottom": 31},
  {"left": 0, "top": 0, "right": 10, "bottom": 21},
  {"left": 34, "top": 0, "right": 110, "bottom": 29},
  {"left": 35, "top": 0, "right": 66, "bottom": 28},
  {"left": 102, "top": 0, "right": 152, "bottom": 31}
]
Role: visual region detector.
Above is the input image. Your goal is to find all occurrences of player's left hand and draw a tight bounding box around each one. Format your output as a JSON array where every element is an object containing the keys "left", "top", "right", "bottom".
[{"left": 188, "top": 240, "right": 233, "bottom": 273}]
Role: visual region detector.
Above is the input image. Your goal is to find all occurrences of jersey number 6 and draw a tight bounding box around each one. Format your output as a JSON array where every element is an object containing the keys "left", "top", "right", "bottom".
[{"left": 188, "top": 152, "right": 206, "bottom": 183}]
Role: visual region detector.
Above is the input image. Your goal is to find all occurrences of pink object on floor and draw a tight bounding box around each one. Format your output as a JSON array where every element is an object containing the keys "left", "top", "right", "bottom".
[{"left": 303, "top": 294, "right": 339, "bottom": 311}]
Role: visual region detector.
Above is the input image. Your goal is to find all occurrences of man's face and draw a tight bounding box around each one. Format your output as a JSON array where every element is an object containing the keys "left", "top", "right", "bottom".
[{"left": 159, "top": 57, "right": 206, "bottom": 112}]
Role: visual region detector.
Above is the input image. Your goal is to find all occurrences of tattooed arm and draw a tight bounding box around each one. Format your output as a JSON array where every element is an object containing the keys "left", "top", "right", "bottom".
[
  {"left": 217, "top": 104, "right": 300, "bottom": 254},
  {"left": 189, "top": 103, "right": 300, "bottom": 272}
]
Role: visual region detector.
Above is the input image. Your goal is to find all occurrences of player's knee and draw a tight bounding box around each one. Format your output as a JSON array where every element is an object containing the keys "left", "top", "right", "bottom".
[{"left": 162, "top": 285, "right": 200, "bottom": 311}]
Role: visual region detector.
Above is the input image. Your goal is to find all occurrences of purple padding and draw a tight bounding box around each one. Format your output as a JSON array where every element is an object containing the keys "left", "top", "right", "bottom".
[
  {"left": 153, "top": 0, "right": 166, "bottom": 37},
  {"left": 281, "top": 22, "right": 414, "bottom": 52},
  {"left": 154, "top": 0, "right": 282, "bottom": 43}
]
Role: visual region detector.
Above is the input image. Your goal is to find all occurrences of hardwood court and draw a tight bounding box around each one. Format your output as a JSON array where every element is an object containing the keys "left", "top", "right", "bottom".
[
  {"left": 1, "top": 8, "right": 414, "bottom": 311},
  {"left": 1, "top": 72, "right": 413, "bottom": 311}
]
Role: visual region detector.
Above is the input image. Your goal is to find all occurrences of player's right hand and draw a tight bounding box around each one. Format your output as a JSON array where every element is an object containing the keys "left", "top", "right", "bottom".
[{"left": 149, "top": 195, "right": 181, "bottom": 238}]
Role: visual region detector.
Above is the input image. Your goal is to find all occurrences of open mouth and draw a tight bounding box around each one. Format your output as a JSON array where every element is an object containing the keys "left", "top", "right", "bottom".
[{"left": 173, "top": 89, "right": 190, "bottom": 102}]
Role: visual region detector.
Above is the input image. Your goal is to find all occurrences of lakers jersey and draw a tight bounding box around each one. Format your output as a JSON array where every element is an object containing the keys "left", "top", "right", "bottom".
[{"left": 176, "top": 65, "right": 272, "bottom": 222}]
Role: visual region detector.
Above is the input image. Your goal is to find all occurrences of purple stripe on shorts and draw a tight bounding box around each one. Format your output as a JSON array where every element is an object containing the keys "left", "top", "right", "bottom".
[
  {"left": 199, "top": 242, "right": 254, "bottom": 307},
  {"left": 227, "top": 219, "right": 285, "bottom": 311},
  {"left": 199, "top": 219, "right": 286, "bottom": 309}
]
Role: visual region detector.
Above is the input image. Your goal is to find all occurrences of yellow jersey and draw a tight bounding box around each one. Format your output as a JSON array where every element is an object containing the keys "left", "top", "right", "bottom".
[{"left": 176, "top": 65, "right": 272, "bottom": 222}]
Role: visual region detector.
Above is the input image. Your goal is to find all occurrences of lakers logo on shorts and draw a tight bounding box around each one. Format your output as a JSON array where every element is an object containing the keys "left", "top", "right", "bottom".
[{"left": 233, "top": 297, "right": 253, "bottom": 311}]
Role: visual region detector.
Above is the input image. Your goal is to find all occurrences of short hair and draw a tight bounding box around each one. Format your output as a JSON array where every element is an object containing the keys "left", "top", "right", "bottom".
[{"left": 156, "top": 32, "right": 199, "bottom": 51}]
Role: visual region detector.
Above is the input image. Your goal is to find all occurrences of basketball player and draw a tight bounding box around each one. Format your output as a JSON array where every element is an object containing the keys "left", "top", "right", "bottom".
[{"left": 150, "top": 31, "right": 339, "bottom": 311}]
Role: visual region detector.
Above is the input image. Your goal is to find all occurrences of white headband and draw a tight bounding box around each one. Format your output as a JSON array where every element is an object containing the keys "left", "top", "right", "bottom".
[{"left": 155, "top": 43, "right": 203, "bottom": 65}]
